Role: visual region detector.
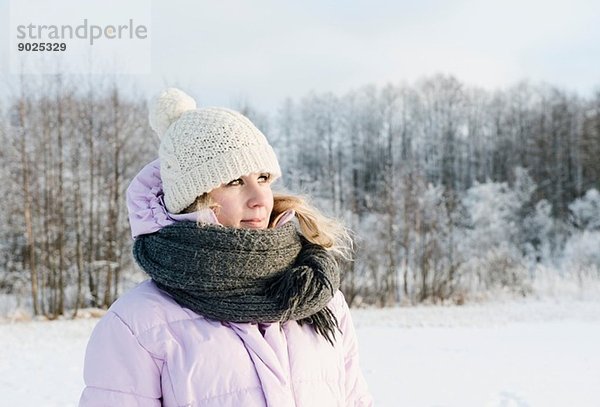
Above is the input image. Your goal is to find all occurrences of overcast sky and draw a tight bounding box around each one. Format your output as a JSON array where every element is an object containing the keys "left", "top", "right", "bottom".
[{"left": 1, "top": 0, "right": 599, "bottom": 112}]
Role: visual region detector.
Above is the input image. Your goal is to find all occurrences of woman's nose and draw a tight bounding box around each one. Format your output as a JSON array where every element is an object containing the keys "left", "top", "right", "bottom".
[{"left": 246, "top": 182, "right": 270, "bottom": 208}]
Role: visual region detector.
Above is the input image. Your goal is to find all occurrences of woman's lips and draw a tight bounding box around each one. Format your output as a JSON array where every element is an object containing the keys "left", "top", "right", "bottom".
[{"left": 241, "top": 219, "right": 265, "bottom": 227}]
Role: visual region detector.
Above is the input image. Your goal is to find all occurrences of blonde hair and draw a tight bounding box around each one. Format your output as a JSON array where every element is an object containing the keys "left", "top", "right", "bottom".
[{"left": 181, "top": 193, "right": 353, "bottom": 260}]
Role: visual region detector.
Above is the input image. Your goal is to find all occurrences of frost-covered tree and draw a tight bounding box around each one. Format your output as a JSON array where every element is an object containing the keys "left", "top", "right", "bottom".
[
  {"left": 458, "top": 180, "right": 528, "bottom": 293},
  {"left": 560, "top": 189, "right": 600, "bottom": 278},
  {"left": 569, "top": 188, "right": 600, "bottom": 231},
  {"left": 523, "top": 200, "right": 559, "bottom": 265},
  {"left": 561, "top": 231, "right": 600, "bottom": 277}
]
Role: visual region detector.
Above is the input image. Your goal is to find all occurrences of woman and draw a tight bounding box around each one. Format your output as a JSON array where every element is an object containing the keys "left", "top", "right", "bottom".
[{"left": 79, "top": 88, "right": 373, "bottom": 406}]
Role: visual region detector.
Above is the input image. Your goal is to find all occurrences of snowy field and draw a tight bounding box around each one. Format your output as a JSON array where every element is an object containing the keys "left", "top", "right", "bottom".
[{"left": 2, "top": 300, "right": 600, "bottom": 407}]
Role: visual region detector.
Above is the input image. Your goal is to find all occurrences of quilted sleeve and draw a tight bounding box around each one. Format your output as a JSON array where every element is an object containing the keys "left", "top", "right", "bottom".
[
  {"left": 333, "top": 291, "right": 374, "bottom": 406},
  {"left": 79, "top": 312, "right": 163, "bottom": 406}
]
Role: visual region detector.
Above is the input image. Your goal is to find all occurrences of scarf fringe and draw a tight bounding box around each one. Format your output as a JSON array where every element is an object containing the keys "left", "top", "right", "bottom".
[
  {"left": 265, "top": 239, "right": 339, "bottom": 345},
  {"left": 296, "top": 307, "right": 340, "bottom": 346}
]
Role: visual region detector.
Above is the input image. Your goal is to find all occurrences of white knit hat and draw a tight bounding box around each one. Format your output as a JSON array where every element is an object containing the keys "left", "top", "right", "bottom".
[{"left": 148, "top": 88, "right": 281, "bottom": 214}]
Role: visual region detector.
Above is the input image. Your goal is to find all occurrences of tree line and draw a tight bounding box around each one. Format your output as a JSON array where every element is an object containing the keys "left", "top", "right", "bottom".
[{"left": 0, "top": 74, "right": 598, "bottom": 317}]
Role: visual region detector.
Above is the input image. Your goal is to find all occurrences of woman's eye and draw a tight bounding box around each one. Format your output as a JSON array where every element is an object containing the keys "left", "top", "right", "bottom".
[
  {"left": 227, "top": 178, "right": 243, "bottom": 186},
  {"left": 258, "top": 173, "right": 271, "bottom": 183}
]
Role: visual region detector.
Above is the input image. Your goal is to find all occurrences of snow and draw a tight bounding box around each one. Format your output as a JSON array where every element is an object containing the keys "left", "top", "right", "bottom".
[
  {"left": 353, "top": 301, "right": 600, "bottom": 406},
  {"left": 0, "top": 318, "right": 97, "bottom": 407},
  {"left": 2, "top": 301, "right": 600, "bottom": 407}
]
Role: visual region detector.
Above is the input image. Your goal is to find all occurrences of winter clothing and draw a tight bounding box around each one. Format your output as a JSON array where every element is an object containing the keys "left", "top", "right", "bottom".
[
  {"left": 134, "top": 221, "right": 341, "bottom": 342},
  {"left": 148, "top": 88, "right": 282, "bottom": 213},
  {"left": 79, "top": 280, "right": 373, "bottom": 406},
  {"left": 80, "top": 87, "right": 372, "bottom": 406},
  {"left": 126, "top": 158, "right": 204, "bottom": 238}
]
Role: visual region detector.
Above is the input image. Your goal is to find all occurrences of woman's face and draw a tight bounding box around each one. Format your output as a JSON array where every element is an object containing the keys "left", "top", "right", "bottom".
[{"left": 209, "top": 172, "right": 274, "bottom": 229}]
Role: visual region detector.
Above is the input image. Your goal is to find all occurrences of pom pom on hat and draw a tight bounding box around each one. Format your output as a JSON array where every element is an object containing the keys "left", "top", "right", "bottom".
[{"left": 149, "top": 88, "right": 197, "bottom": 139}]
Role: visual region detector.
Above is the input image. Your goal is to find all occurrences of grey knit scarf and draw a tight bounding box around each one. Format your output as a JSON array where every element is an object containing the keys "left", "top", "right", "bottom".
[{"left": 133, "top": 221, "right": 341, "bottom": 344}]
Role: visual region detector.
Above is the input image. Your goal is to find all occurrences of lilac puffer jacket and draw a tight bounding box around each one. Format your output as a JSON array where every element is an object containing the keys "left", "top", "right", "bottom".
[{"left": 79, "top": 160, "right": 373, "bottom": 406}]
